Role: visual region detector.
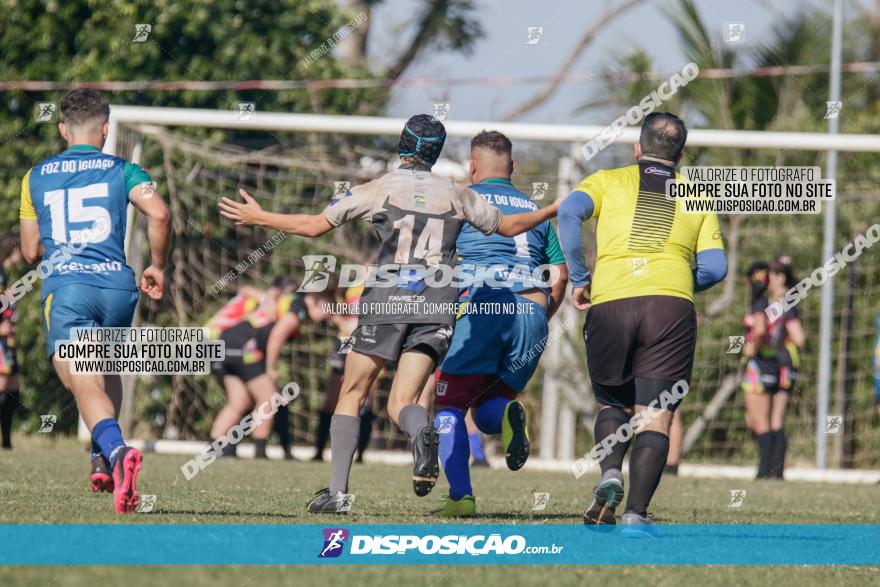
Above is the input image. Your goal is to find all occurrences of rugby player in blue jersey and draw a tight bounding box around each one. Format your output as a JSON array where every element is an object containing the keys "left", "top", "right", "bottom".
[
  {"left": 220, "top": 116, "right": 564, "bottom": 513},
  {"left": 428, "top": 131, "right": 568, "bottom": 517},
  {"left": 19, "top": 90, "right": 171, "bottom": 513}
]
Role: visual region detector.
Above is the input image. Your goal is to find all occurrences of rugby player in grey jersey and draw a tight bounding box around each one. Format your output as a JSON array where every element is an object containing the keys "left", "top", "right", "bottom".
[{"left": 219, "top": 115, "right": 563, "bottom": 513}]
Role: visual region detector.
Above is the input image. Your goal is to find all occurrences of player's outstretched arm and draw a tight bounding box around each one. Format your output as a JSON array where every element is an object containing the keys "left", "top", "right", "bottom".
[
  {"left": 219, "top": 189, "right": 333, "bottom": 237},
  {"left": 129, "top": 183, "right": 171, "bottom": 301},
  {"left": 495, "top": 197, "right": 563, "bottom": 237}
]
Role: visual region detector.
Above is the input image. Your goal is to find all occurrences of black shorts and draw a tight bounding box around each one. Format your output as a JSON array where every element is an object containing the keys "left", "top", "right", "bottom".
[
  {"left": 211, "top": 322, "right": 266, "bottom": 383},
  {"left": 351, "top": 322, "right": 453, "bottom": 363},
  {"left": 585, "top": 295, "right": 696, "bottom": 407},
  {"left": 742, "top": 357, "right": 797, "bottom": 394}
]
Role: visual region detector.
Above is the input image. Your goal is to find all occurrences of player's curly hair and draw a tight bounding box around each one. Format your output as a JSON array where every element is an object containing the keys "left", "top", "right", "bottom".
[
  {"left": 398, "top": 114, "right": 446, "bottom": 166},
  {"left": 59, "top": 89, "right": 110, "bottom": 128}
]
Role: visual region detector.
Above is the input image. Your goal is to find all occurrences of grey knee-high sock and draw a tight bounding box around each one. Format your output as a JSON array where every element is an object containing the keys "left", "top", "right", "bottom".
[
  {"left": 330, "top": 414, "right": 360, "bottom": 494},
  {"left": 398, "top": 404, "right": 429, "bottom": 441}
]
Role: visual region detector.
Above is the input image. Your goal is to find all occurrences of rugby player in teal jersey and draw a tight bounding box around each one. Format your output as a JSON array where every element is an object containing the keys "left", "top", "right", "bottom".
[
  {"left": 424, "top": 131, "right": 568, "bottom": 517},
  {"left": 19, "top": 90, "right": 171, "bottom": 513}
]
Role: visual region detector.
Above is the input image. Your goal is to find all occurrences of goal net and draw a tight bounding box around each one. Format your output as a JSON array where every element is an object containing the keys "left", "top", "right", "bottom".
[{"left": 109, "top": 106, "right": 880, "bottom": 470}]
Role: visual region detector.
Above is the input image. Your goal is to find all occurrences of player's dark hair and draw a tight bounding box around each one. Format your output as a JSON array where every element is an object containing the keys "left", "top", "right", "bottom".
[
  {"left": 640, "top": 112, "right": 687, "bottom": 162},
  {"left": 471, "top": 130, "right": 512, "bottom": 158},
  {"left": 745, "top": 261, "right": 770, "bottom": 302},
  {"left": 769, "top": 256, "right": 797, "bottom": 289},
  {"left": 398, "top": 114, "right": 446, "bottom": 166},
  {"left": 59, "top": 89, "right": 110, "bottom": 127}
]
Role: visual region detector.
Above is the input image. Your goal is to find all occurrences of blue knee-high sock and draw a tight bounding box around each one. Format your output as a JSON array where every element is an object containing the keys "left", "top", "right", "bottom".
[
  {"left": 435, "top": 408, "right": 472, "bottom": 500},
  {"left": 469, "top": 432, "right": 486, "bottom": 463},
  {"left": 473, "top": 397, "right": 509, "bottom": 435},
  {"left": 92, "top": 418, "right": 126, "bottom": 467}
]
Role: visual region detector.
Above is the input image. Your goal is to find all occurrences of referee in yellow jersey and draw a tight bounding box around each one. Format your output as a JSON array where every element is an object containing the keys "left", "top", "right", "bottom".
[{"left": 558, "top": 113, "right": 727, "bottom": 532}]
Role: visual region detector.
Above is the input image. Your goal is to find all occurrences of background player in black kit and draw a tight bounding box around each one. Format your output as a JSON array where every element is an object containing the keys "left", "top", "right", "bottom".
[{"left": 219, "top": 114, "right": 563, "bottom": 513}]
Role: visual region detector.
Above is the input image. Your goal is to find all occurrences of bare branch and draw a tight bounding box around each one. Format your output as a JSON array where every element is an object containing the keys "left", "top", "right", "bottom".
[{"left": 502, "top": 0, "right": 647, "bottom": 121}]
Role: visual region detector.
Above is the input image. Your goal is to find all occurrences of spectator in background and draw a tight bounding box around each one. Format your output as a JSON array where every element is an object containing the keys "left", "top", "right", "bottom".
[
  {"left": 206, "top": 277, "right": 330, "bottom": 459},
  {"left": 873, "top": 314, "right": 880, "bottom": 419},
  {"left": 0, "top": 269, "right": 19, "bottom": 450},
  {"left": 742, "top": 257, "right": 805, "bottom": 479}
]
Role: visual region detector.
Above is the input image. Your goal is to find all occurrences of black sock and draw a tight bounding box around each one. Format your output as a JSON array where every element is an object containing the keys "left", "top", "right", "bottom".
[
  {"left": 624, "top": 431, "right": 669, "bottom": 516},
  {"left": 664, "top": 463, "right": 679, "bottom": 475},
  {"left": 593, "top": 406, "right": 631, "bottom": 473},
  {"left": 254, "top": 439, "right": 268, "bottom": 459},
  {"left": 273, "top": 406, "right": 292, "bottom": 456},
  {"left": 1, "top": 391, "right": 19, "bottom": 449},
  {"left": 756, "top": 432, "right": 774, "bottom": 479},
  {"left": 356, "top": 408, "right": 375, "bottom": 462},
  {"left": 218, "top": 439, "right": 237, "bottom": 457},
  {"left": 314, "top": 411, "right": 332, "bottom": 459},
  {"left": 770, "top": 429, "right": 786, "bottom": 478}
]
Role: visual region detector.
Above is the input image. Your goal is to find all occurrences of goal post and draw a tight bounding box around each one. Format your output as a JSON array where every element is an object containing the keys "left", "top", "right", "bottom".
[{"left": 102, "top": 105, "right": 880, "bottom": 471}]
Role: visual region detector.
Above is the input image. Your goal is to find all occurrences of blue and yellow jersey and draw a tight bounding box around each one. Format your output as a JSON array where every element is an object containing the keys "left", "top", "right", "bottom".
[
  {"left": 20, "top": 145, "right": 150, "bottom": 297},
  {"left": 455, "top": 178, "right": 565, "bottom": 302}
]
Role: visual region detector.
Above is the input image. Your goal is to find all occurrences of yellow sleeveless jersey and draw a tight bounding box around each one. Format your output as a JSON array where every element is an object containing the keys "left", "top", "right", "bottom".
[{"left": 578, "top": 162, "right": 723, "bottom": 304}]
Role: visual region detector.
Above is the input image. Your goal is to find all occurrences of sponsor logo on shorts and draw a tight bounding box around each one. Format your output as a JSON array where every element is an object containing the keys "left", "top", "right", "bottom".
[
  {"left": 435, "top": 326, "right": 453, "bottom": 340},
  {"left": 436, "top": 379, "right": 448, "bottom": 397}
]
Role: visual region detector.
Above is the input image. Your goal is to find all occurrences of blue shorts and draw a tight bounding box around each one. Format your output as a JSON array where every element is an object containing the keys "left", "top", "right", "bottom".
[
  {"left": 439, "top": 292, "right": 548, "bottom": 392},
  {"left": 42, "top": 284, "right": 138, "bottom": 357}
]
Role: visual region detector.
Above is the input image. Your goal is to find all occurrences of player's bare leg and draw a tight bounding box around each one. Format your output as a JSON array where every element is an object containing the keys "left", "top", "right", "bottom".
[
  {"left": 53, "top": 358, "right": 142, "bottom": 512},
  {"left": 308, "top": 350, "right": 382, "bottom": 513},
  {"left": 53, "top": 357, "right": 115, "bottom": 429},
  {"left": 387, "top": 350, "right": 440, "bottom": 496},
  {"left": 210, "top": 375, "right": 254, "bottom": 457},
  {"left": 245, "top": 374, "right": 277, "bottom": 458}
]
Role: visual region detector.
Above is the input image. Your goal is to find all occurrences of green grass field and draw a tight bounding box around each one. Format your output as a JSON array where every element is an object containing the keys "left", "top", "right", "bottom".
[{"left": 1, "top": 438, "right": 878, "bottom": 586}]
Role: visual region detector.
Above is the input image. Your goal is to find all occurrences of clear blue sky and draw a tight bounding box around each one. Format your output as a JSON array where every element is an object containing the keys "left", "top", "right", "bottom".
[{"left": 368, "top": 0, "right": 835, "bottom": 123}]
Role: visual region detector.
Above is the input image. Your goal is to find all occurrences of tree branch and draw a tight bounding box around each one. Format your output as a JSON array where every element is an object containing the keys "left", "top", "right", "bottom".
[
  {"left": 387, "top": 0, "right": 448, "bottom": 80},
  {"left": 502, "top": 0, "right": 647, "bottom": 121}
]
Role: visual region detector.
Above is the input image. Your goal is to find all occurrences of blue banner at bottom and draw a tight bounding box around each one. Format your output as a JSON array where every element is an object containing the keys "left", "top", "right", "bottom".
[{"left": 1, "top": 524, "right": 877, "bottom": 565}]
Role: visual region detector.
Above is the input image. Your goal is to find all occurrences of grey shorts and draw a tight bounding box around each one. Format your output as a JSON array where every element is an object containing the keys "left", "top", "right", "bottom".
[{"left": 351, "top": 322, "right": 453, "bottom": 363}]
